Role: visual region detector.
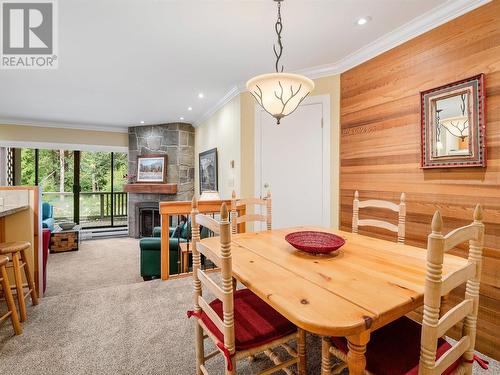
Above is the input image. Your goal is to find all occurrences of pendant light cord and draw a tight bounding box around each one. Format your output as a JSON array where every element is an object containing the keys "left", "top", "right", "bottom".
[{"left": 273, "top": 0, "right": 284, "bottom": 73}]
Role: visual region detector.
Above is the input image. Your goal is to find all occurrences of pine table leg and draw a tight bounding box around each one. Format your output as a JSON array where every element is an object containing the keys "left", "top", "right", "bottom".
[
  {"left": 297, "top": 328, "right": 307, "bottom": 375},
  {"left": 321, "top": 336, "right": 332, "bottom": 375},
  {"left": 346, "top": 331, "right": 370, "bottom": 375}
]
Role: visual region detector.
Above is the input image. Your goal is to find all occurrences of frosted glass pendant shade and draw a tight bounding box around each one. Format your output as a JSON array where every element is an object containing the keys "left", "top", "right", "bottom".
[{"left": 246, "top": 72, "right": 315, "bottom": 124}]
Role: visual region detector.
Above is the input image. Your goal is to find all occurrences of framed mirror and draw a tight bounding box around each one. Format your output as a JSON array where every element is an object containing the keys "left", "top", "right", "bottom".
[{"left": 421, "top": 74, "right": 486, "bottom": 168}]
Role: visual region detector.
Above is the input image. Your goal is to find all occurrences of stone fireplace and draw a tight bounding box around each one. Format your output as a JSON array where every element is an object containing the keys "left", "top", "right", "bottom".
[
  {"left": 128, "top": 123, "right": 195, "bottom": 238},
  {"left": 135, "top": 202, "right": 160, "bottom": 238}
]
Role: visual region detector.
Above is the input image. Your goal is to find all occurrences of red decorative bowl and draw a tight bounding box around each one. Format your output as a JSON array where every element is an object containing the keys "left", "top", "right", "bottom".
[{"left": 285, "top": 231, "right": 345, "bottom": 255}]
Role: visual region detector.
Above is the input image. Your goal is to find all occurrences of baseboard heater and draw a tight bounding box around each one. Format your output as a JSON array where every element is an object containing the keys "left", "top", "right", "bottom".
[{"left": 81, "top": 227, "right": 129, "bottom": 240}]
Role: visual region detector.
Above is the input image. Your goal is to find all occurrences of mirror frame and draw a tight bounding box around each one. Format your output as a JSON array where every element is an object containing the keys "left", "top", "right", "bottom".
[{"left": 420, "top": 74, "right": 486, "bottom": 168}]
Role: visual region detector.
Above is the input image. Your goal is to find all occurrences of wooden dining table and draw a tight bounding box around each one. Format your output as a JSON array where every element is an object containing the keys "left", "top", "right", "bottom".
[{"left": 200, "top": 226, "right": 469, "bottom": 375}]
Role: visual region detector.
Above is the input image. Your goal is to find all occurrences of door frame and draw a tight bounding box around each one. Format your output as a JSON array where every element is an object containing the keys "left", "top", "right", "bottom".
[{"left": 254, "top": 94, "right": 331, "bottom": 227}]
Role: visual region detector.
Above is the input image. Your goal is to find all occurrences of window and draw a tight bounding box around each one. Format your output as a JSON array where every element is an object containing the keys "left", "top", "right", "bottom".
[{"left": 18, "top": 148, "right": 128, "bottom": 228}]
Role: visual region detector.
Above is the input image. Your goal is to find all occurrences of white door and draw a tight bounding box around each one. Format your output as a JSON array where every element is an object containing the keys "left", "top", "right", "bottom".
[{"left": 255, "top": 96, "right": 330, "bottom": 229}]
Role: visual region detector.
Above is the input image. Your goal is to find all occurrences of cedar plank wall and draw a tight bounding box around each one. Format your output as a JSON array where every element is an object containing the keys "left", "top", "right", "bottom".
[{"left": 339, "top": 1, "right": 500, "bottom": 360}]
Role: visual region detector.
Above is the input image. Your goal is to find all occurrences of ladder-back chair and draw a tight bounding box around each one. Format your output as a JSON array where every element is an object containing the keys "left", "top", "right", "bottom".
[
  {"left": 352, "top": 190, "right": 406, "bottom": 243},
  {"left": 188, "top": 197, "right": 306, "bottom": 375},
  {"left": 321, "top": 205, "right": 487, "bottom": 375},
  {"left": 230, "top": 190, "right": 272, "bottom": 234}
]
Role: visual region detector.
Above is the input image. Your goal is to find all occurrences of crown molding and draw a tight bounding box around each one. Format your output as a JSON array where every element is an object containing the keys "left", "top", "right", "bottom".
[
  {"left": 294, "top": 63, "right": 343, "bottom": 80},
  {"left": 193, "top": 85, "right": 241, "bottom": 127},
  {"left": 3, "top": 1, "right": 490, "bottom": 132},
  {"left": 296, "top": 0, "right": 491, "bottom": 79},
  {"left": 0, "top": 140, "right": 128, "bottom": 153},
  {"left": 196, "top": 0, "right": 490, "bottom": 124},
  {"left": 0, "top": 118, "right": 129, "bottom": 133}
]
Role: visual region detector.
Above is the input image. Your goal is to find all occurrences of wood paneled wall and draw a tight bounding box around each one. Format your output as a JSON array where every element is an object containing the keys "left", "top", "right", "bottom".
[{"left": 339, "top": 1, "right": 500, "bottom": 360}]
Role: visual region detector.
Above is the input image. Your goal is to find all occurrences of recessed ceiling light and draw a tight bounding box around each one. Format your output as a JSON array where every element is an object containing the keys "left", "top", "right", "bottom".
[
  {"left": 180, "top": 117, "right": 184, "bottom": 121},
  {"left": 140, "top": 120, "right": 145, "bottom": 124},
  {"left": 188, "top": 107, "right": 192, "bottom": 111},
  {"left": 356, "top": 16, "right": 371, "bottom": 26},
  {"left": 198, "top": 93, "right": 204, "bottom": 99}
]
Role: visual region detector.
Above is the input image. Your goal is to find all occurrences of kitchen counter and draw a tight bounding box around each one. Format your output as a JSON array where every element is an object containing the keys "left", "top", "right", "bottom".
[
  {"left": 0, "top": 187, "right": 40, "bottom": 296},
  {"left": 0, "top": 204, "right": 29, "bottom": 218}
]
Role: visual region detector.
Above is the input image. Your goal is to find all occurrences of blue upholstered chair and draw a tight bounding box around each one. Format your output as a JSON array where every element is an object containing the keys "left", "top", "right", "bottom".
[{"left": 42, "top": 202, "right": 55, "bottom": 231}]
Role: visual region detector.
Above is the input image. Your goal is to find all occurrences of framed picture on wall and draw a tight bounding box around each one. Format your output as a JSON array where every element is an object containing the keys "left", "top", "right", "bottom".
[
  {"left": 136, "top": 154, "right": 167, "bottom": 183},
  {"left": 199, "top": 148, "right": 218, "bottom": 193},
  {"left": 420, "top": 74, "right": 486, "bottom": 168}
]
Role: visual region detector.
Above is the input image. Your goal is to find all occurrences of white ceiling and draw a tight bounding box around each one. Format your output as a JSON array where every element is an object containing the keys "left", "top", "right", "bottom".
[{"left": 0, "top": 0, "right": 487, "bottom": 131}]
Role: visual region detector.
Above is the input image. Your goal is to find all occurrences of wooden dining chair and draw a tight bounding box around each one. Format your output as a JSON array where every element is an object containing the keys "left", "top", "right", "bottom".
[
  {"left": 352, "top": 190, "right": 406, "bottom": 243},
  {"left": 188, "top": 197, "right": 306, "bottom": 375},
  {"left": 321, "top": 205, "right": 486, "bottom": 375},
  {"left": 230, "top": 190, "right": 272, "bottom": 234}
]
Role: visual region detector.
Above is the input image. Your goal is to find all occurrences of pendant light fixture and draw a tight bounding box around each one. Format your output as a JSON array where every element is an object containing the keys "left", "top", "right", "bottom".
[{"left": 246, "top": 0, "right": 314, "bottom": 125}]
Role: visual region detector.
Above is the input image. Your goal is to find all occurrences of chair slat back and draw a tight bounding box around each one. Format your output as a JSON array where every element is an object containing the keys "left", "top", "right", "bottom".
[
  {"left": 235, "top": 197, "right": 267, "bottom": 207},
  {"left": 436, "top": 299, "right": 473, "bottom": 338},
  {"left": 198, "top": 268, "right": 224, "bottom": 301},
  {"left": 443, "top": 225, "right": 481, "bottom": 252},
  {"left": 191, "top": 198, "right": 235, "bottom": 354},
  {"left": 236, "top": 213, "right": 267, "bottom": 224},
  {"left": 195, "top": 242, "right": 221, "bottom": 268},
  {"left": 198, "top": 295, "right": 225, "bottom": 333},
  {"left": 352, "top": 190, "right": 406, "bottom": 243},
  {"left": 356, "top": 219, "right": 398, "bottom": 233},
  {"left": 195, "top": 214, "right": 221, "bottom": 235},
  {"left": 358, "top": 199, "right": 400, "bottom": 211},
  {"left": 231, "top": 190, "right": 272, "bottom": 234},
  {"left": 433, "top": 336, "right": 470, "bottom": 375},
  {"left": 419, "top": 205, "right": 484, "bottom": 375},
  {"left": 440, "top": 263, "right": 475, "bottom": 296}
]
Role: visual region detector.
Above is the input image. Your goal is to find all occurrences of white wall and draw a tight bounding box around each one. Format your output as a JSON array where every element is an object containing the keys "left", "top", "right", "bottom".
[
  {"left": 195, "top": 95, "right": 241, "bottom": 199},
  {"left": 194, "top": 74, "right": 340, "bottom": 227},
  {"left": 240, "top": 75, "right": 341, "bottom": 228}
]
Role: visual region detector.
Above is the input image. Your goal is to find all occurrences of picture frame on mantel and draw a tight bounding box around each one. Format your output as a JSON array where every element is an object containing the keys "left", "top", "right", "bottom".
[
  {"left": 420, "top": 74, "right": 486, "bottom": 169},
  {"left": 199, "top": 148, "right": 218, "bottom": 193},
  {"left": 136, "top": 154, "right": 167, "bottom": 183}
]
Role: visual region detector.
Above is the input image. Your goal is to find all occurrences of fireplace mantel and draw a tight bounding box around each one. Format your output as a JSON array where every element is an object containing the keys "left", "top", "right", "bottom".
[
  {"left": 124, "top": 183, "right": 178, "bottom": 194},
  {"left": 127, "top": 123, "right": 195, "bottom": 237}
]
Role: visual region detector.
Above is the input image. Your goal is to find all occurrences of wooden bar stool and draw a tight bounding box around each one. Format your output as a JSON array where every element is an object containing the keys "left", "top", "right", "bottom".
[
  {"left": 0, "top": 241, "right": 38, "bottom": 322},
  {"left": 0, "top": 255, "right": 22, "bottom": 335}
]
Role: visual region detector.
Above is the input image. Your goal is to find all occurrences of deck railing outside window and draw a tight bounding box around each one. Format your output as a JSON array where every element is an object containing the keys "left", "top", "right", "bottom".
[{"left": 43, "top": 191, "right": 128, "bottom": 228}]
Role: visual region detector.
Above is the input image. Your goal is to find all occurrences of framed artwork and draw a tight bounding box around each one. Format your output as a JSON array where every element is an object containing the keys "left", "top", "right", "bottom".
[
  {"left": 136, "top": 154, "right": 167, "bottom": 183},
  {"left": 199, "top": 148, "right": 218, "bottom": 193},
  {"left": 421, "top": 74, "right": 486, "bottom": 168}
]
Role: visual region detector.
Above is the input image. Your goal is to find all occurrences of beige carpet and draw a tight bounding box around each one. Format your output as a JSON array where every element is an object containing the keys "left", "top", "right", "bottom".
[
  {"left": 44, "top": 237, "right": 144, "bottom": 297},
  {"left": 0, "top": 238, "right": 497, "bottom": 374}
]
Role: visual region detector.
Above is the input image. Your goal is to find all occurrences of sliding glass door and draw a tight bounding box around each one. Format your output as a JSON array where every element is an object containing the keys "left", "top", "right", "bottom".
[
  {"left": 18, "top": 148, "right": 127, "bottom": 229},
  {"left": 112, "top": 152, "right": 128, "bottom": 227},
  {"left": 80, "top": 151, "right": 111, "bottom": 227},
  {"left": 21, "top": 148, "right": 75, "bottom": 222}
]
